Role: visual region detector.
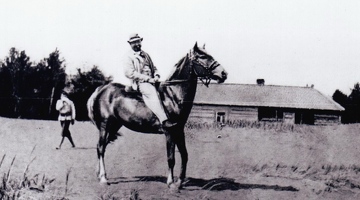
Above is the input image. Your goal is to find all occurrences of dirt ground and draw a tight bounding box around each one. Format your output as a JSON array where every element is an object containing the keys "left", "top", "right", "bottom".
[{"left": 1, "top": 117, "right": 360, "bottom": 199}]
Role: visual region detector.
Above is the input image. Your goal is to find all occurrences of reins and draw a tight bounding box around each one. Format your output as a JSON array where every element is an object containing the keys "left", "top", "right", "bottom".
[{"left": 161, "top": 79, "right": 195, "bottom": 86}]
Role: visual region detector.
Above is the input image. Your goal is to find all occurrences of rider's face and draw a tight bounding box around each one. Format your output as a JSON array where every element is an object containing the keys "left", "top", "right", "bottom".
[{"left": 129, "top": 40, "right": 142, "bottom": 52}]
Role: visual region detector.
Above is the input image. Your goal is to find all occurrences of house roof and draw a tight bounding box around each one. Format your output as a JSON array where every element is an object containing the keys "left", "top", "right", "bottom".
[{"left": 194, "top": 83, "right": 344, "bottom": 111}]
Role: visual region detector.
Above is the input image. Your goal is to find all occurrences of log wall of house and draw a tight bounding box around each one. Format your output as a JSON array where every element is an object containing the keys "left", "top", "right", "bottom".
[
  {"left": 228, "top": 107, "right": 258, "bottom": 121},
  {"left": 188, "top": 106, "right": 216, "bottom": 123},
  {"left": 314, "top": 114, "right": 341, "bottom": 125},
  {"left": 189, "top": 104, "right": 342, "bottom": 125},
  {"left": 189, "top": 104, "right": 258, "bottom": 123}
]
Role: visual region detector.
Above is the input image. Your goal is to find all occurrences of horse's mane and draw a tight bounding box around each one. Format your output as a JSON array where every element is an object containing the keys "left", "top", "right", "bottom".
[{"left": 166, "top": 54, "right": 190, "bottom": 81}]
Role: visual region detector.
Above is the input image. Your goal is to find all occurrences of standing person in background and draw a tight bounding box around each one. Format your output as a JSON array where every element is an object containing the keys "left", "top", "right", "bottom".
[{"left": 55, "top": 91, "right": 76, "bottom": 149}]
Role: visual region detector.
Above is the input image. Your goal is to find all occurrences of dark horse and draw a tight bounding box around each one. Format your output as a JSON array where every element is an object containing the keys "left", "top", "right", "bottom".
[{"left": 87, "top": 43, "right": 227, "bottom": 189}]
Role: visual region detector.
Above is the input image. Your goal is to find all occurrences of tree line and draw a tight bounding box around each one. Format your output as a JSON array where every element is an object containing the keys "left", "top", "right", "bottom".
[
  {"left": 333, "top": 83, "right": 360, "bottom": 123},
  {"left": 0, "top": 47, "right": 112, "bottom": 120},
  {"left": 0, "top": 47, "right": 359, "bottom": 123}
]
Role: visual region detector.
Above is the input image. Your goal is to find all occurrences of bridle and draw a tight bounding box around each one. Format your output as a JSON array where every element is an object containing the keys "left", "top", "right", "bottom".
[
  {"left": 163, "top": 50, "right": 220, "bottom": 87},
  {"left": 191, "top": 54, "right": 220, "bottom": 87}
]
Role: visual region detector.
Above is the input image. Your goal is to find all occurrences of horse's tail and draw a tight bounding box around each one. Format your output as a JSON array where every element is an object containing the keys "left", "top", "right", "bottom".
[{"left": 87, "top": 86, "right": 103, "bottom": 124}]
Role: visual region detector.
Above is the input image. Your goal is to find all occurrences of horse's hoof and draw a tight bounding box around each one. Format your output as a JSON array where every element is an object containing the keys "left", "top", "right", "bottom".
[
  {"left": 99, "top": 181, "right": 109, "bottom": 186},
  {"left": 99, "top": 177, "right": 109, "bottom": 185},
  {"left": 174, "top": 179, "right": 183, "bottom": 189},
  {"left": 169, "top": 183, "right": 180, "bottom": 193},
  {"left": 166, "top": 176, "right": 174, "bottom": 186}
]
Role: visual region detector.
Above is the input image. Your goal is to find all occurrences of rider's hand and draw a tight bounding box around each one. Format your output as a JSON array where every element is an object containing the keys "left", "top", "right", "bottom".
[
  {"left": 148, "top": 78, "right": 155, "bottom": 84},
  {"left": 154, "top": 76, "right": 160, "bottom": 82}
]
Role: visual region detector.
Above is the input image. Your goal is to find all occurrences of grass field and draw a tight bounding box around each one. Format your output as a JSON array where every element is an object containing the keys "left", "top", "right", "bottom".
[{"left": 1, "top": 117, "right": 360, "bottom": 199}]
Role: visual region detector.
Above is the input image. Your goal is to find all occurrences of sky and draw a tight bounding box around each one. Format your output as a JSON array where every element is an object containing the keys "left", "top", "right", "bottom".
[{"left": 1, "top": 0, "right": 359, "bottom": 96}]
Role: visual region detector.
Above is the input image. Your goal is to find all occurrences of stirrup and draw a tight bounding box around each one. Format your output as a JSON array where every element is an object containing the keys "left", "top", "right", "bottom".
[{"left": 162, "top": 120, "right": 177, "bottom": 128}]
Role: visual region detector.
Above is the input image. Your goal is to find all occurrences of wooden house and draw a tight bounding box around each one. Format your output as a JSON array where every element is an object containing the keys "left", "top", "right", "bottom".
[{"left": 189, "top": 82, "right": 344, "bottom": 125}]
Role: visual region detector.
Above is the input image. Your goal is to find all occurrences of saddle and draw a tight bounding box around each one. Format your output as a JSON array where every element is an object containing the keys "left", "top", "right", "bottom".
[
  {"left": 124, "top": 82, "right": 167, "bottom": 111},
  {"left": 124, "top": 85, "right": 138, "bottom": 93}
]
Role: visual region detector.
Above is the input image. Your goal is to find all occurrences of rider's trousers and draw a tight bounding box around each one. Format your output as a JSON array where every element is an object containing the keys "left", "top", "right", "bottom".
[{"left": 138, "top": 82, "right": 168, "bottom": 123}]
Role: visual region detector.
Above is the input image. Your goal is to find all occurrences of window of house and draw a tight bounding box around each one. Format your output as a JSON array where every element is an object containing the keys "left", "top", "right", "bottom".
[{"left": 216, "top": 112, "right": 226, "bottom": 123}]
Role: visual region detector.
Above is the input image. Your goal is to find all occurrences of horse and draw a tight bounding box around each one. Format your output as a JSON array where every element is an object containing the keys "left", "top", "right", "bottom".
[{"left": 87, "top": 42, "right": 228, "bottom": 189}]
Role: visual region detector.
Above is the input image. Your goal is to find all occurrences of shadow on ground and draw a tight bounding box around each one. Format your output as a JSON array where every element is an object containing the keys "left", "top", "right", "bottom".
[{"left": 107, "top": 176, "right": 299, "bottom": 192}]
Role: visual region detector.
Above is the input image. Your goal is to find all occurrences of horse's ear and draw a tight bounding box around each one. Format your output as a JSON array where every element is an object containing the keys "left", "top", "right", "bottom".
[
  {"left": 203, "top": 43, "right": 206, "bottom": 49},
  {"left": 193, "top": 42, "right": 199, "bottom": 52}
]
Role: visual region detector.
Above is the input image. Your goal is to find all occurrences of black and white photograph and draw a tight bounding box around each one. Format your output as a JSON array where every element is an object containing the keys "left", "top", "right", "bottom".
[{"left": 0, "top": 0, "right": 360, "bottom": 199}]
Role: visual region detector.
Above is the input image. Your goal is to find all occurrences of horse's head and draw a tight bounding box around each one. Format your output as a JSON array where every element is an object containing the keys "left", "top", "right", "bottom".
[{"left": 189, "top": 42, "right": 228, "bottom": 85}]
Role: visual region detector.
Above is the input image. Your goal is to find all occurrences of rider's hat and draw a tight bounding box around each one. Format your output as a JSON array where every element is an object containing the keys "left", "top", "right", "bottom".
[{"left": 128, "top": 33, "right": 143, "bottom": 43}]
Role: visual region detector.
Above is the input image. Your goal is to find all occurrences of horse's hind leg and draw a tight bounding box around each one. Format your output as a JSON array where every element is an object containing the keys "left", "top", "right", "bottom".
[
  {"left": 97, "top": 119, "right": 122, "bottom": 184},
  {"left": 165, "top": 132, "right": 176, "bottom": 187},
  {"left": 97, "top": 126, "right": 109, "bottom": 184}
]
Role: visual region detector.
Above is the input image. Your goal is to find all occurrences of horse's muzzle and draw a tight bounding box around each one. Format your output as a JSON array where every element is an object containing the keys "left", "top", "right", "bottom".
[
  {"left": 211, "top": 64, "right": 228, "bottom": 83},
  {"left": 216, "top": 70, "right": 228, "bottom": 83}
]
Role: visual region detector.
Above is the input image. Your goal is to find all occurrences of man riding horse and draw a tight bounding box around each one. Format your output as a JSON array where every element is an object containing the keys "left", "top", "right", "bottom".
[
  {"left": 88, "top": 37, "right": 227, "bottom": 189},
  {"left": 124, "top": 33, "right": 176, "bottom": 129}
]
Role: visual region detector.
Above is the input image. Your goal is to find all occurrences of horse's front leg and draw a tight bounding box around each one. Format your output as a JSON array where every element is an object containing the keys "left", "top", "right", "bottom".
[
  {"left": 165, "top": 132, "right": 176, "bottom": 187},
  {"left": 97, "top": 127, "right": 109, "bottom": 184},
  {"left": 174, "top": 130, "right": 188, "bottom": 188}
]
